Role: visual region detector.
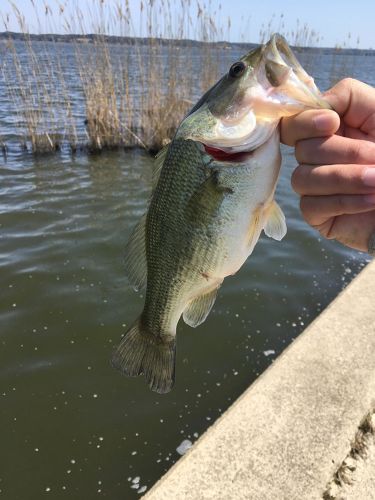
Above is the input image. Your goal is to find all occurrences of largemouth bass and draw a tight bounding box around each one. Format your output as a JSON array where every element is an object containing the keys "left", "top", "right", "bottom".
[{"left": 112, "top": 34, "right": 329, "bottom": 393}]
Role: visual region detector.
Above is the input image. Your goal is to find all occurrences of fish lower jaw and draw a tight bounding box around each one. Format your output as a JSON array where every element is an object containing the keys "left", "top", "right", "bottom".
[{"left": 207, "top": 120, "right": 278, "bottom": 155}]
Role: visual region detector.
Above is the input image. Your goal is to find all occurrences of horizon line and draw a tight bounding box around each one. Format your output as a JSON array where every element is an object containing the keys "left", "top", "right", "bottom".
[{"left": 0, "top": 31, "right": 373, "bottom": 52}]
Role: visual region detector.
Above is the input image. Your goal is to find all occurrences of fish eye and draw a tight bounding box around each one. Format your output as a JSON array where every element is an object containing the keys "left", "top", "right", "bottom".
[{"left": 229, "top": 61, "right": 246, "bottom": 78}]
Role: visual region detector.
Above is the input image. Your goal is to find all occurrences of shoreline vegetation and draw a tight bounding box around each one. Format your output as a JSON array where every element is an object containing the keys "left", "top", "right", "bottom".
[
  {"left": 1, "top": 32, "right": 373, "bottom": 55},
  {"left": 0, "top": 1, "right": 367, "bottom": 157}
]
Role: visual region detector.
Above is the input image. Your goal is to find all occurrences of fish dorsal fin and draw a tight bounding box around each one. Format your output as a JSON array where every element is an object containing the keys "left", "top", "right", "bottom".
[
  {"left": 263, "top": 200, "right": 287, "bottom": 241},
  {"left": 124, "top": 213, "right": 147, "bottom": 291},
  {"left": 183, "top": 286, "right": 220, "bottom": 328},
  {"left": 153, "top": 143, "right": 170, "bottom": 188},
  {"left": 123, "top": 144, "right": 169, "bottom": 292}
]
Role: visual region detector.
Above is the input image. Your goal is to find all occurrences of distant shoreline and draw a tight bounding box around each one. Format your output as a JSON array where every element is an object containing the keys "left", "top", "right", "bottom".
[{"left": 0, "top": 31, "right": 374, "bottom": 56}]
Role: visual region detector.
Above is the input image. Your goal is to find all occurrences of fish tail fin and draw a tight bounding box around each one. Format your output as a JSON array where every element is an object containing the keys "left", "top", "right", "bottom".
[{"left": 111, "top": 317, "right": 176, "bottom": 394}]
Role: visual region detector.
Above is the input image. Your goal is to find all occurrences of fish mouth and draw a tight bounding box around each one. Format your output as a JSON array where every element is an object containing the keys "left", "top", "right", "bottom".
[
  {"left": 208, "top": 34, "right": 331, "bottom": 153},
  {"left": 255, "top": 33, "right": 331, "bottom": 114},
  {"left": 179, "top": 34, "right": 330, "bottom": 155}
]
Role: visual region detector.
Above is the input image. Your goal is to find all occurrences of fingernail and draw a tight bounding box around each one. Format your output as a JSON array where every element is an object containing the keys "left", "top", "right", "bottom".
[
  {"left": 312, "top": 113, "right": 335, "bottom": 132},
  {"left": 363, "top": 168, "right": 375, "bottom": 187}
]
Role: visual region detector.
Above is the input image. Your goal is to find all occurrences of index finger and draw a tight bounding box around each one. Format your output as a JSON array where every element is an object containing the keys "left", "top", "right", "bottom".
[{"left": 324, "top": 78, "right": 375, "bottom": 134}]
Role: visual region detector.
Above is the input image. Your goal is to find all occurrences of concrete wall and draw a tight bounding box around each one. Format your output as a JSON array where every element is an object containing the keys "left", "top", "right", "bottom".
[{"left": 145, "top": 260, "right": 375, "bottom": 500}]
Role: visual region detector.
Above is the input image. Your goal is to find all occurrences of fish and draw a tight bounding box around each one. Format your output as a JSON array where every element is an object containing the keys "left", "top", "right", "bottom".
[{"left": 111, "top": 34, "right": 330, "bottom": 394}]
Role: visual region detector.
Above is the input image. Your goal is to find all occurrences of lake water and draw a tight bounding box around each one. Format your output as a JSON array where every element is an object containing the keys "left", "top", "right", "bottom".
[{"left": 0, "top": 42, "right": 373, "bottom": 499}]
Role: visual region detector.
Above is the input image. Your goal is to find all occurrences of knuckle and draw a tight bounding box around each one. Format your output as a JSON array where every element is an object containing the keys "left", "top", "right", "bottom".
[
  {"left": 331, "top": 77, "right": 356, "bottom": 97},
  {"left": 291, "top": 166, "right": 305, "bottom": 192},
  {"left": 316, "top": 219, "right": 336, "bottom": 239},
  {"left": 364, "top": 142, "right": 375, "bottom": 163},
  {"left": 294, "top": 141, "right": 307, "bottom": 163},
  {"left": 324, "top": 165, "right": 342, "bottom": 186},
  {"left": 347, "top": 141, "right": 363, "bottom": 163},
  {"left": 341, "top": 77, "right": 356, "bottom": 90},
  {"left": 327, "top": 164, "right": 366, "bottom": 190},
  {"left": 299, "top": 196, "right": 313, "bottom": 220},
  {"left": 328, "top": 166, "right": 346, "bottom": 186},
  {"left": 334, "top": 195, "right": 346, "bottom": 212},
  {"left": 347, "top": 165, "right": 367, "bottom": 187},
  {"left": 314, "top": 222, "right": 328, "bottom": 238}
]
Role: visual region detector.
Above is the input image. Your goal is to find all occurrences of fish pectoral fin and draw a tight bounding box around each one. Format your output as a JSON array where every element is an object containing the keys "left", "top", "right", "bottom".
[
  {"left": 187, "top": 169, "right": 233, "bottom": 220},
  {"left": 124, "top": 213, "right": 147, "bottom": 291},
  {"left": 263, "top": 200, "right": 287, "bottom": 241},
  {"left": 183, "top": 285, "right": 220, "bottom": 328}
]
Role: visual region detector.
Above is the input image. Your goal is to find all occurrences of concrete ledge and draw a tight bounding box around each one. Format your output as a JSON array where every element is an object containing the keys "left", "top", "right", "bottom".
[{"left": 145, "top": 260, "right": 375, "bottom": 500}]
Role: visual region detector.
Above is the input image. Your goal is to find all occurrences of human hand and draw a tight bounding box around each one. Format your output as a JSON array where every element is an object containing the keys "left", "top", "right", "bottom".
[{"left": 280, "top": 78, "right": 375, "bottom": 254}]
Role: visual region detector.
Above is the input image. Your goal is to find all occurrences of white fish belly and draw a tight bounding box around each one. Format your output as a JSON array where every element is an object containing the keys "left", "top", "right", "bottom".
[{"left": 211, "top": 130, "right": 281, "bottom": 279}]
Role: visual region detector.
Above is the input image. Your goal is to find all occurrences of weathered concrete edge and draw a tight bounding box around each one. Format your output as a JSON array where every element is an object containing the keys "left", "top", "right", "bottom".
[{"left": 145, "top": 260, "right": 375, "bottom": 500}]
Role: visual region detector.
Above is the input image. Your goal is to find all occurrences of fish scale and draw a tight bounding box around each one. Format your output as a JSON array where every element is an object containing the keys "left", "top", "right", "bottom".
[{"left": 145, "top": 140, "right": 215, "bottom": 328}]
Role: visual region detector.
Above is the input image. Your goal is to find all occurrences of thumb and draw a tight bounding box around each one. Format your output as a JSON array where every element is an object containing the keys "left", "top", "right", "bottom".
[{"left": 280, "top": 109, "right": 340, "bottom": 146}]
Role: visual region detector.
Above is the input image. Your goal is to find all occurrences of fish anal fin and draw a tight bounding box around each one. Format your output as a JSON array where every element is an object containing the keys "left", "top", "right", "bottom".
[
  {"left": 263, "top": 200, "right": 287, "bottom": 241},
  {"left": 124, "top": 213, "right": 147, "bottom": 291},
  {"left": 183, "top": 286, "right": 220, "bottom": 328}
]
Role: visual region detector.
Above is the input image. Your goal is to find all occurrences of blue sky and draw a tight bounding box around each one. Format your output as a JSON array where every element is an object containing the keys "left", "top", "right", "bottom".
[{"left": 1, "top": 0, "right": 373, "bottom": 49}]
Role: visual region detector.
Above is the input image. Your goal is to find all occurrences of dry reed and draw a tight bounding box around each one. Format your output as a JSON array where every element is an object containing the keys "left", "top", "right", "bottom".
[{"left": 0, "top": 1, "right": 359, "bottom": 155}]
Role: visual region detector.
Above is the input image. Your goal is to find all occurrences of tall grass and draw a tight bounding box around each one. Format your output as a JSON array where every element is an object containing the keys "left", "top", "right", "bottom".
[
  {"left": 0, "top": 0, "right": 225, "bottom": 153},
  {"left": 0, "top": 1, "right": 359, "bottom": 155},
  {"left": 2, "top": 3, "right": 78, "bottom": 153},
  {"left": 328, "top": 34, "right": 362, "bottom": 86}
]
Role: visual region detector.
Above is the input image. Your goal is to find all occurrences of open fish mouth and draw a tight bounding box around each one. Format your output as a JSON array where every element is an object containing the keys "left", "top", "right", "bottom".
[
  {"left": 210, "top": 34, "right": 331, "bottom": 153},
  {"left": 178, "top": 33, "right": 330, "bottom": 154},
  {"left": 251, "top": 33, "right": 331, "bottom": 118}
]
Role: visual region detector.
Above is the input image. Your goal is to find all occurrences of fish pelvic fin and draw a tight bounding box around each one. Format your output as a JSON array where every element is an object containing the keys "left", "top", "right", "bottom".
[
  {"left": 111, "top": 317, "right": 176, "bottom": 394},
  {"left": 263, "top": 200, "right": 287, "bottom": 241}
]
